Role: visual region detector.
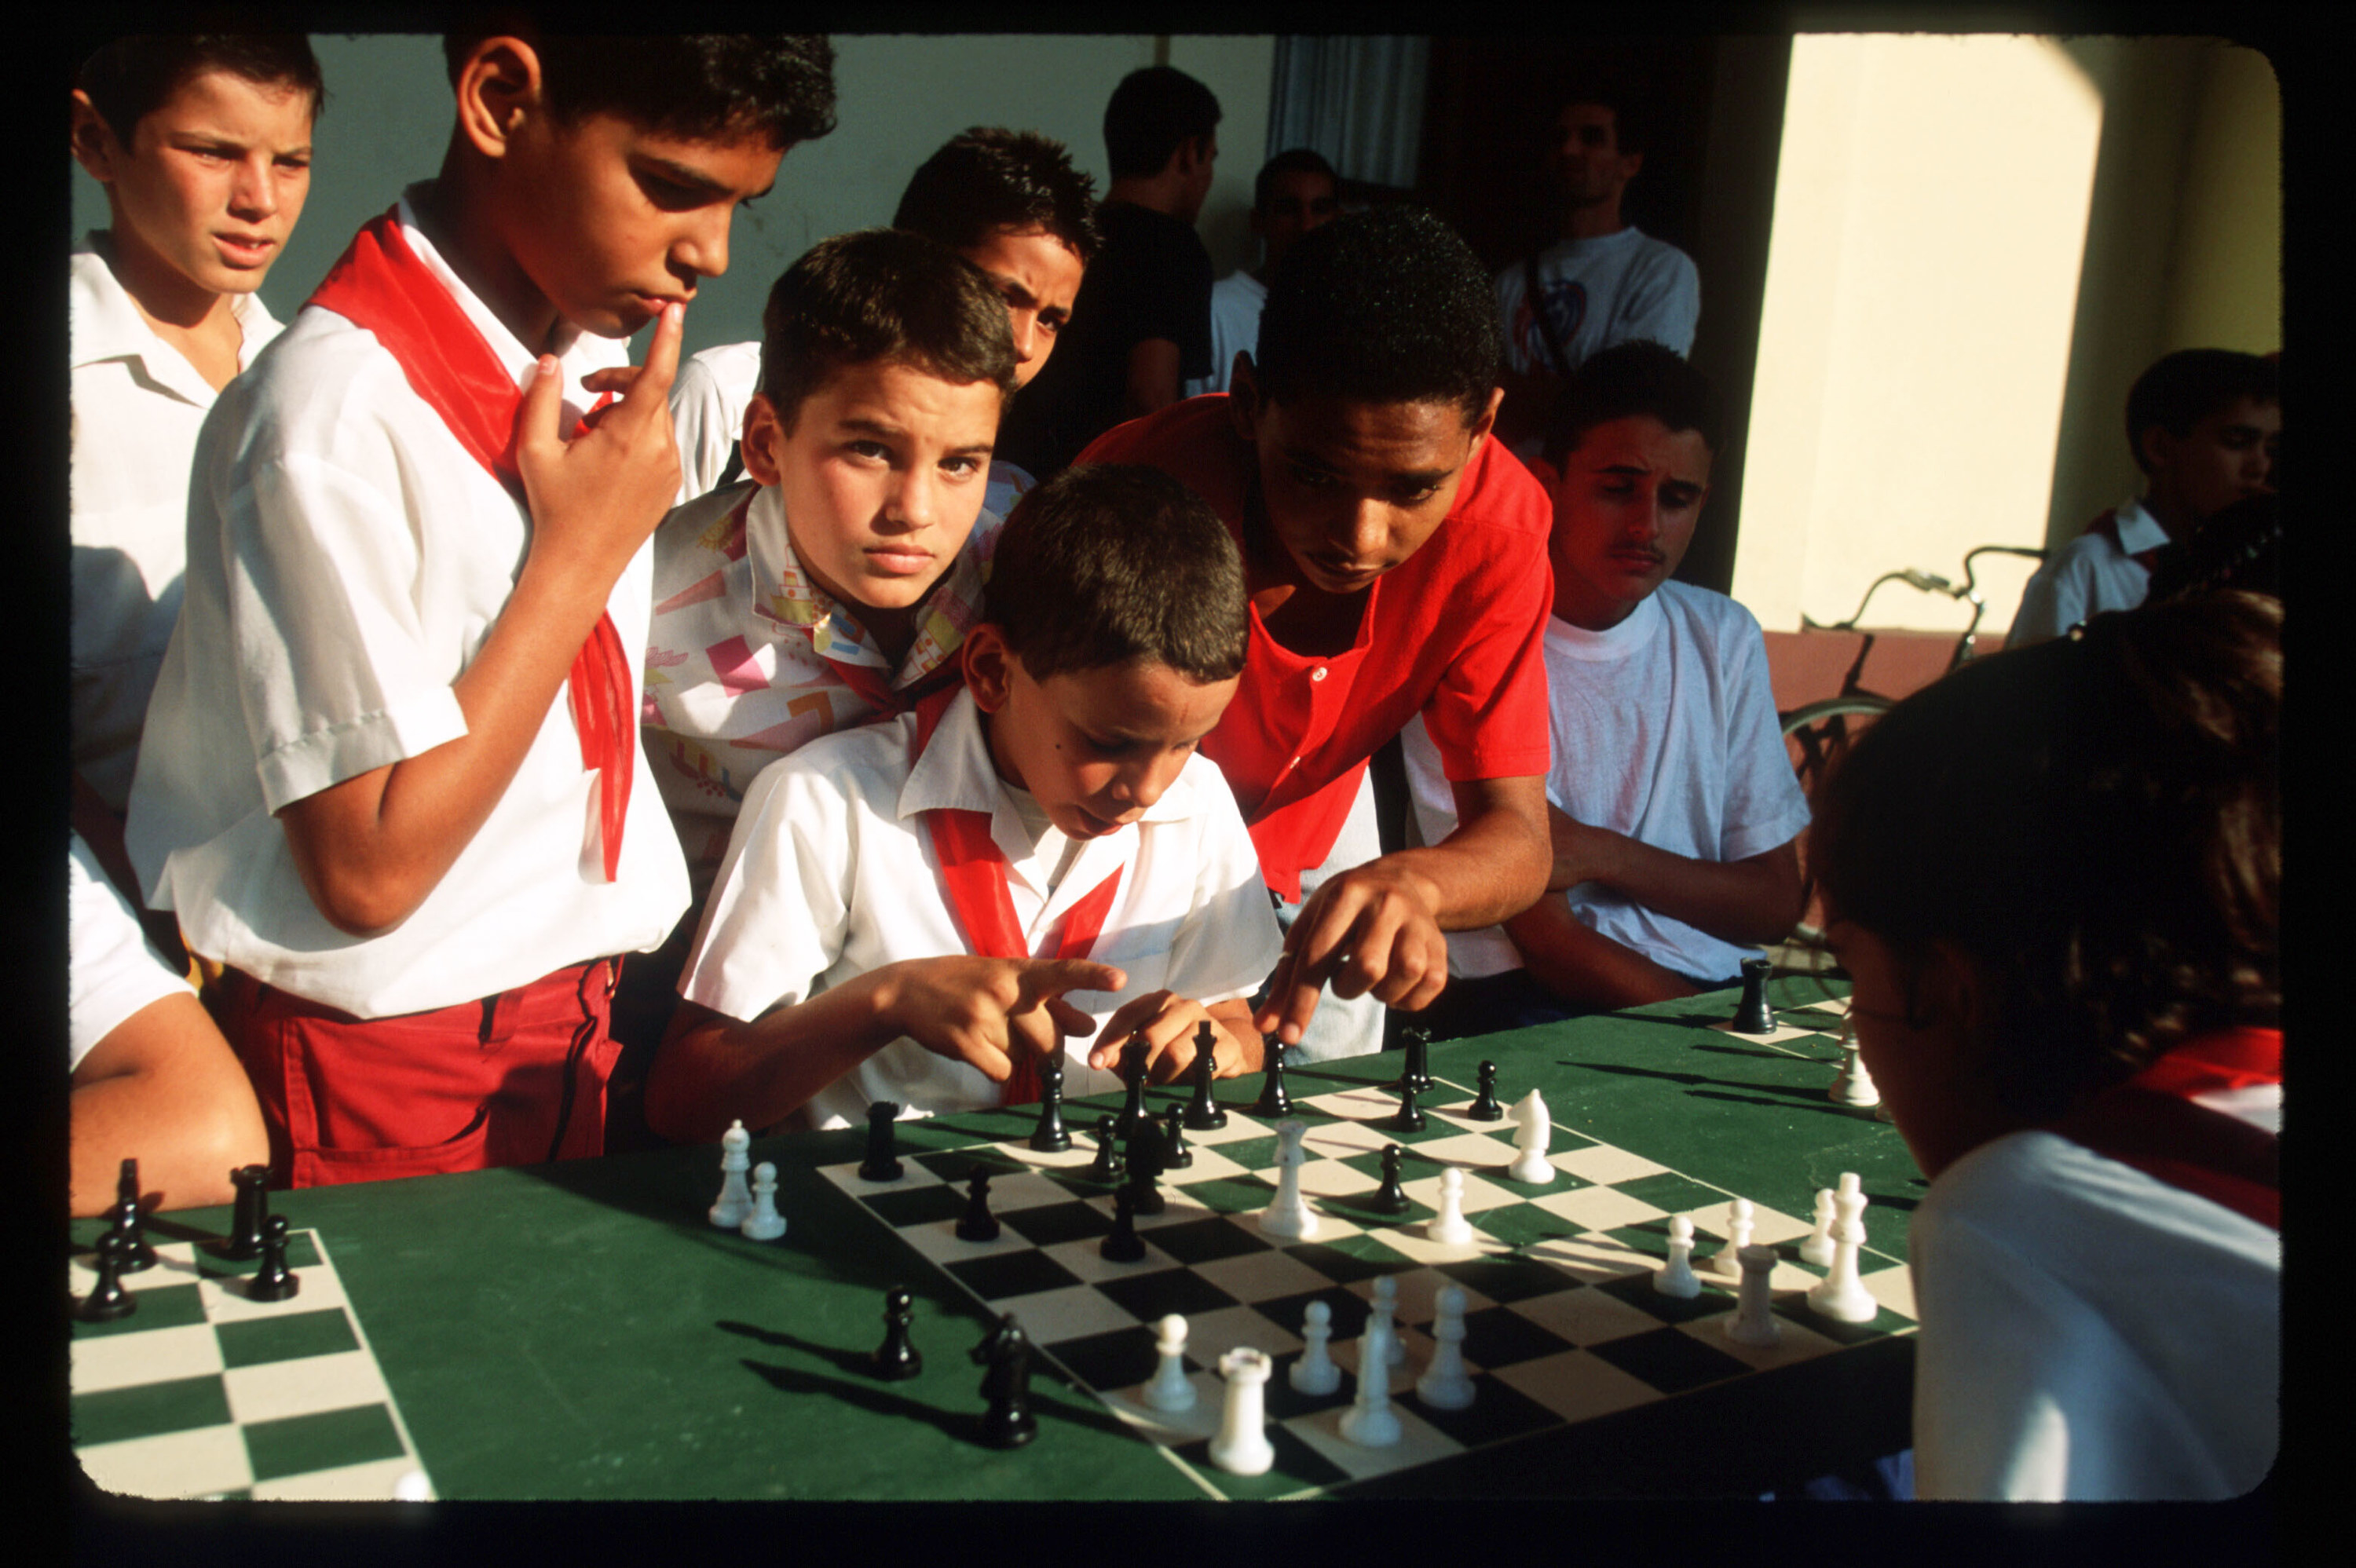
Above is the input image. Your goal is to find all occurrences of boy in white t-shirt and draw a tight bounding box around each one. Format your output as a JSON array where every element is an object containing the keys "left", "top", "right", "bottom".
[
  {"left": 648, "top": 464, "right": 1284, "bottom": 1142},
  {"left": 1402, "top": 341, "right": 1807, "bottom": 1037}
]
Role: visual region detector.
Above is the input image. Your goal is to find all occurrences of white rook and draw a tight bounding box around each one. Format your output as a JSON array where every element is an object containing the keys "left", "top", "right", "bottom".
[{"left": 1209, "top": 1348, "right": 1275, "bottom": 1475}]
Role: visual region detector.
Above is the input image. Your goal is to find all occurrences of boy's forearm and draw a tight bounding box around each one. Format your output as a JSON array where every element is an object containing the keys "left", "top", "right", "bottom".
[
  {"left": 646, "top": 973, "right": 905, "bottom": 1146},
  {"left": 71, "top": 995, "right": 270, "bottom": 1216},
  {"left": 1418, "top": 775, "right": 1553, "bottom": 930},
  {"left": 1503, "top": 894, "right": 1699, "bottom": 1011},
  {"left": 1551, "top": 810, "right": 1802, "bottom": 947}
]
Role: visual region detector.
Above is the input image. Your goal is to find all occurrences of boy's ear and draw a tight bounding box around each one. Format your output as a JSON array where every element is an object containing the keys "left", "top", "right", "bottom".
[
  {"left": 741, "top": 394, "right": 785, "bottom": 487},
  {"left": 963, "top": 624, "right": 1015, "bottom": 714},
  {"left": 451, "top": 35, "right": 545, "bottom": 161},
  {"left": 1225, "top": 354, "right": 1261, "bottom": 444},
  {"left": 68, "top": 90, "right": 122, "bottom": 184},
  {"left": 1466, "top": 385, "right": 1505, "bottom": 450}
]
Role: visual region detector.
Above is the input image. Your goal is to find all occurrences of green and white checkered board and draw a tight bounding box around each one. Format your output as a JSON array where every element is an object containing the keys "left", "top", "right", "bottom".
[
  {"left": 68, "top": 1229, "right": 434, "bottom": 1500},
  {"left": 821, "top": 1026, "right": 1912, "bottom": 1499}
]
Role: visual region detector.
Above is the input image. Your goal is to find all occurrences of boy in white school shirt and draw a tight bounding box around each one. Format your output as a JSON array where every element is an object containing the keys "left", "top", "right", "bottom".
[
  {"left": 647, "top": 464, "right": 1284, "bottom": 1142},
  {"left": 124, "top": 27, "right": 836, "bottom": 1187}
]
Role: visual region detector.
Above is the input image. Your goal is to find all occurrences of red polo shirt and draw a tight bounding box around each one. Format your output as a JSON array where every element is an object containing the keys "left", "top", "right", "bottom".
[{"left": 1080, "top": 397, "right": 1554, "bottom": 900}]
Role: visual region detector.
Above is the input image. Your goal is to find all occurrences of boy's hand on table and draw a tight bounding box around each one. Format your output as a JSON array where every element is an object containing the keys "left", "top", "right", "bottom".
[
  {"left": 887, "top": 956, "right": 1126, "bottom": 1084},
  {"left": 514, "top": 300, "right": 685, "bottom": 590},
  {"left": 1089, "top": 994, "right": 1261, "bottom": 1081},
  {"left": 1255, "top": 861, "right": 1450, "bottom": 1046}
]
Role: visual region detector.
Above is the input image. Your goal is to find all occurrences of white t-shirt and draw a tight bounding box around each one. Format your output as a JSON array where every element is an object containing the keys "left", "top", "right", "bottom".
[
  {"left": 125, "top": 186, "right": 690, "bottom": 1019},
  {"left": 1495, "top": 225, "right": 1699, "bottom": 382},
  {"left": 68, "top": 832, "right": 196, "bottom": 1073},
  {"left": 1909, "top": 1108, "right": 2281, "bottom": 1500},
  {"left": 1403, "top": 582, "right": 1810, "bottom": 985},
  {"left": 2005, "top": 497, "right": 2169, "bottom": 649},
  {"left": 71, "top": 239, "right": 282, "bottom": 813},
  {"left": 1183, "top": 271, "right": 1267, "bottom": 400},
  {"left": 681, "top": 687, "right": 1285, "bottom": 1130}
]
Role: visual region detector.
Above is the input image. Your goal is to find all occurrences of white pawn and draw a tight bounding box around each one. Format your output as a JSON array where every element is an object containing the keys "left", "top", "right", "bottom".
[
  {"left": 1654, "top": 1215, "right": 1702, "bottom": 1298},
  {"left": 1290, "top": 1300, "right": 1341, "bottom": 1395},
  {"left": 1508, "top": 1091, "right": 1554, "bottom": 1183},
  {"left": 1724, "top": 1243, "right": 1782, "bottom": 1347},
  {"left": 1337, "top": 1314, "right": 1402, "bottom": 1447},
  {"left": 1705, "top": 1197, "right": 1754, "bottom": 1276},
  {"left": 1209, "top": 1348, "right": 1275, "bottom": 1475},
  {"left": 708, "top": 1120, "right": 752, "bottom": 1228},
  {"left": 1257, "top": 1120, "right": 1320, "bottom": 1241},
  {"left": 1414, "top": 1284, "right": 1476, "bottom": 1409},
  {"left": 1370, "top": 1274, "right": 1406, "bottom": 1366},
  {"left": 1426, "top": 1167, "right": 1474, "bottom": 1245},
  {"left": 739, "top": 1161, "right": 786, "bottom": 1240},
  {"left": 1144, "top": 1314, "right": 1197, "bottom": 1412},
  {"left": 1830, "top": 1036, "right": 1881, "bottom": 1107},
  {"left": 1799, "top": 1189, "right": 1838, "bottom": 1266},
  {"left": 1808, "top": 1182, "right": 1880, "bottom": 1323}
]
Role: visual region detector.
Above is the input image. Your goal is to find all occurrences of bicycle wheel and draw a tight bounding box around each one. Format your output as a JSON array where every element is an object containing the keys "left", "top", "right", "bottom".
[{"left": 1780, "top": 696, "right": 1894, "bottom": 952}]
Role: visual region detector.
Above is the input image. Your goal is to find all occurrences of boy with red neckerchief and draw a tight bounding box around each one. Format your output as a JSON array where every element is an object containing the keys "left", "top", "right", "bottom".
[
  {"left": 123, "top": 28, "right": 837, "bottom": 1188},
  {"left": 647, "top": 464, "right": 1282, "bottom": 1144},
  {"left": 1813, "top": 591, "right": 2280, "bottom": 1500}
]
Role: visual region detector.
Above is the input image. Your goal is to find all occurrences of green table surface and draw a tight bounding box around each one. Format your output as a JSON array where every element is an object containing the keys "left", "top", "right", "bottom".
[{"left": 68, "top": 978, "right": 1928, "bottom": 1501}]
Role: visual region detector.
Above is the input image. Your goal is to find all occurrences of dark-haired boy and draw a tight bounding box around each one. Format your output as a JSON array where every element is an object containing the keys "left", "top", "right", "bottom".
[
  {"left": 1082, "top": 205, "right": 1555, "bottom": 1062},
  {"left": 125, "top": 29, "right": 837, "bottom": 1186},
  {"left": 70, "top": 35, "right": 322, "bottom": 930},
  {"left": 2007, "top": 348, "right": 2278, "bottom": 648},
  {"left": 671, "top": 126, "right": 1099, "bottom": 506},
  {"left": 998, "top": 66, "right": 1221, "bottom": 480},
  {"left": 646, "top": 464, "right": 1282, "bottom": 1142},
  {"left": 1403, "top": 342, "right": 1808, "bottom": 1033},
  {"left": 1184, "top": 148, "right": 1341, "bottom": 400}
]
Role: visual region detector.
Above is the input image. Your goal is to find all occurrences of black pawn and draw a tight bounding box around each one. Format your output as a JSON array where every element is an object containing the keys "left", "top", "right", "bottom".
[
  {"left": 108, "top": 1164, "right": 158, "bottom": 1274},
  {"left": 247, "top": 1215, "right": 299, "bottom": 1303},
  {"left": 1251, "top": 1036, "right": 1293, "bottom": 1119},
  {"left": 957, "top": 1169, "right": 1001, "bottom": 1242},
  {"left": 1099, "top": 1183, "right": 1147, "bottom": 1263},
  {"left": 1388, "top": 1081, "right": 1425, "bottom": 1134},
  {"left": 1113, "top": 1038, "right": 1151, "bottom": 1138},
  {"left": 1731, "top": 957, "right": 1776, "bottom": 1034},
  {"left": 1086, "top": 1115, "right": 1125, "bottom": 1185},
  {"left": 1123, "top": 1128, "right": 1165, "bottom": 1215},
  {"left": 1160, "top": 1106, "right": 1193, "bottom": 1170},
  {"left": 870, "top": 1285, "right": 922, "bottom": 1380},
  {"left": 1390, "top": 1025, "right": 1434, "bottom": 1094},
  {"left": 1370, "top": 1144, "right": 1412, "bottom": 1214},
  {"left": 971, "top": 1314, "right": 1037, "bottom": 1449},
  {"left": 218, "top": 1164, "right": 270, "bottom": 1259},
  {"left": 1029, "top": 1051, "right": 1070, "bottom": 1153},
  {"left": 1466, "top": 1061, "right": 1504, "bottom": 1122},
  {"left": 1183, "top": 1024, "right": 1228, "bottom": 1129},
  {"left": 75, "top": 1230, "right": 137, "bottom": 1323},
  {"left": 860, "top": 1101, "right": 905, "bottom": 1182}
]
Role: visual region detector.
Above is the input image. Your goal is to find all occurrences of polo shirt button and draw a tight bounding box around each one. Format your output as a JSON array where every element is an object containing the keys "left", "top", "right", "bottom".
[
  {"left": 1311, "top": 667, "right": 1328, "bottom": 682},
  {"left": 1289, "top": 757, "right": 1301, "bottom": 770}
]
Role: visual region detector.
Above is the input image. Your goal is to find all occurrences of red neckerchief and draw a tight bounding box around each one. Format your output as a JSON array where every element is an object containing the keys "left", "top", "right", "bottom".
[
  {"left": 2047, "top": 1027, "right": 2281, "bottom": 1230},
  {"left": 306, "top": 207, "right": 634, "bottom": 881},
  {"left": 2083, "top": 507, "right": 2164, "bottom": 572},
  {"left": 911, "top": 689, "right": 1123, "bottom": 1106}
]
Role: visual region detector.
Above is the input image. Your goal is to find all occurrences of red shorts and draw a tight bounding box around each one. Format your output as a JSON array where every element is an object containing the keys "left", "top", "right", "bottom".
[{"left": 216, "top": 958, "right": 624, "bottom": 1189}]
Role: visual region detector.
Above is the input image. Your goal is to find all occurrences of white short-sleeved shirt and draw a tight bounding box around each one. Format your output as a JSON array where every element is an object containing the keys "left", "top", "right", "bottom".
[
  {"left": 1182, "top": 271, "right": 1267, "bottom": 400},
  {"left": 1909, "top": 1106, "right": 2281, "bottom": 1500},
  {"left": 681, "top": 687, "right": 1286, "bottom": 1131},
  {"left": 69, "top": 832, "right": 196, "bottom": 1073},
  {"left": 2005, "top": 498, "right": 2168, "bottom": 649},
  {"left": 71, "top": 239, "right": 282, "bottom": 813},
  {"left": 644, "top": 479, "right": 1001, "bottom": 881},
  {"left": 1403, "top": 582, "right": 1810, "bottom": 985},
  {"left": 124, "top": 186, "right": 690, "bottom": 1019}
]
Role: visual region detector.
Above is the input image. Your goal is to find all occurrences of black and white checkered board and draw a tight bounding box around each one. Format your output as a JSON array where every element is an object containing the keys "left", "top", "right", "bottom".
[
  {"left": 68, "top": 1230, "right": 434, "bottom": 1500},
  {"left": 821, "top": 1050, "right": 1913, "bottom": 1499}
]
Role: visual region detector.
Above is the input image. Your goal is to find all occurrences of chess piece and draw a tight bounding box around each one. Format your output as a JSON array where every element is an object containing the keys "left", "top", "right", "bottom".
[
  {"left": 1370, "top": 1144, "right": 1411, "bottom": 1215},
  {"left": 247, "top": 1215, "right": 298, "bottom": 1302},
  {"left": 218, "top": 1164, "right": 270, "bottom": 1260},
  {"left": 1426, "top": 1167, "right": 1473, "bottom": 1245},
  {"left": 1806, "top": 1183, "right": 1879, "bottom": 1324},
  {"left": 870, "top": 1285, "right": 922, "bottom": 1380},
  {"left": 1209, "top": 1348, "right": 1275, "bottom": 1475},
  {"left": 956, "top": 1168, "right": 1001, "bottom": 1242},
  {"left": 710, "top": 1120, "right": 755, "bottom": 1227},
  {"left": 859, "top": 1102, "right": 905, "bottom": 1182},
  {"left": 1100, "top": 1182, "right": 1147, "bottom": 1263},
  {"left": 1414, "top": 1284, "right": 1475, "bottom": 1409},
  {"left": 1160, "top": 1106, "right": 1193, "bottom": 1170},
  {"left": 1290, "top": 1300, "right": 1341, "bottom": 1395},
  {"left": 1337, "top": 1312, "right": 1401, "bottom": 1447},
  {"left": 107, "top": 1164, "right": 158, "bottom": 1274},
  {"left": 1123, "top": 1126, "right": 1167, "bottom": 1216},
  {"left": 1030, "top": 1051, "right": 1071, "bottom": 1153},
  {"left": 1114, "top": 1037, "right": 1151, "bottom": 1138},
  {"left": 1256, "top": 1120, "right": 1319, "bottom": 1240},
  {"left": 1087, "top": 1114, "right": 1125, "bottom": 1185},
  {"left": 1183, "top": 1025, "right": 1228, "bottom": 1129},
  {"left": 1391, "top": 1024, "right": 1433, "bottom": 1094},
  {"left": 1725, "top": 1243, "right": 1782, "bottom": 1347},
  {"left": 971, "top": 1313, "right": 1038, "bottom": 1449},
  {"left": 1143, "top": 1314, "right": 1197, "bottom": 1413},
  {"left": 75, "top": 1230, "right": 137, "bottom": 1323},
  {"left": 740, "top": 1161, "right": 787, "bottom": 1241},
  {"left": 1509, "top": 1090, "right": 1554, "bottom": 1183},
  {"left": 1730, "top": 956, "right": 1776, "bottom": 1033},
  {"left": 1830, "top": 1036, "right": 1882, "bottom": 1108},
  {"left": 1655, "top": 1214, "right": 1703, "bottom": 1298},
  {"left": 1465, "top": 1060, "right": 1503, "bottom": 1121},
  {"left": 1799, "top": 1189, "right": 1838, "bottom": 1267},
  {"left": 1388, "top": 1081, "right": 1425, "bottom": 1134},
  {"left": 1251, "top": 1036, "right": 1292, "bottom": 1119},
  {"left": 1707, "top": 1197, "right": 1755, "bottom": 1277},
  {"left": 1370, "top": 1274, "right": 1407, "bottom": 1366}
]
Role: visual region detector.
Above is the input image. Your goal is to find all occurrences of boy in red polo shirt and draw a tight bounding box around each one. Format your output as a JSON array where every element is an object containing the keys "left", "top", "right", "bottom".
[
  {"left": 1081, "top": 206, "right": 1554, "bottom": 1060},
  {"left": 125, "top": 28, "right": 837, "bottom": 1187}
]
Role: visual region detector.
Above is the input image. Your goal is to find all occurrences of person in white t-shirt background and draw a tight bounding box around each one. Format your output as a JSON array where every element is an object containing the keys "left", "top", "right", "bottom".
[
  {"left": 1182, "top": 147, "right": 1341, "bottom": 400},
  {"left": 1401, "top": 340, "right": 1806, "bottom": 1040}
]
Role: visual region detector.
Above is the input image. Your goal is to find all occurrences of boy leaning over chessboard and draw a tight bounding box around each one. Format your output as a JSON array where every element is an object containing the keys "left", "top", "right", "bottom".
[{"left": 646, "top": 464, "right": 1285, "bottom": 1144}]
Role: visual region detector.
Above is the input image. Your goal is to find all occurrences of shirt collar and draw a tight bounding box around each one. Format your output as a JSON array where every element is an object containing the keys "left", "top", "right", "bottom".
[
  {"left": 745, "top": 483, "right": 994, "bottom": 688},
  {"left": 391, "top": 185, "right": 598, "bottom": 386},
  {"left": 2113, "top": 496, "right": 2172, "bottom": 555},
  {"left": 71, "top": 236, "right": 282, "bottom": 394}
]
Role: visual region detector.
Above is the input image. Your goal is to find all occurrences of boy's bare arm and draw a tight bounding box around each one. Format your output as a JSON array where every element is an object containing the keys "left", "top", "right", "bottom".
[
  {"left": 1546, "top": 804, "right": 1803, "bottom": 948},
  {"left": 277, "top": 305, "right": 687, "bottom": 937},
  {"left": 1122, "top": 338, "right": 1183, "bottom": 420},
  {"left": 1502, "top": 893, "right": 1700, "bottom": 1011},
  {"left": 71, "top": 993, "right": 270, "bottom": 1216}
]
